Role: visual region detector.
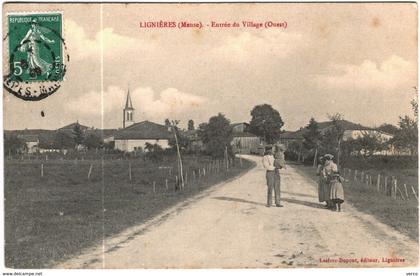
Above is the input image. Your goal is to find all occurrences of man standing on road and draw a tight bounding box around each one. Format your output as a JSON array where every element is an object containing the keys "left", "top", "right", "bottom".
[
  {"left": 262, "top": 146, "right": 282, "bottom": 207},
  {"left": 273, "top": 144, "right": 286, "bottom": 207}
]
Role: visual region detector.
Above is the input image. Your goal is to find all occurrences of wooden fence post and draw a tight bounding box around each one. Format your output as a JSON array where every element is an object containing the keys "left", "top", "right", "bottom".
[
  {"left": 376, "top": 174, "right": 381, "bottom": 191},
  {"left": 129, "top": 163, "right": 132, "bottom": 181},
  {"left": 240, "top": 156, "right": 243, "bottom": 168},
  {"left": 393, "top": 178, "right": 397, "bottom": 199},
  {"left": 404, "top": 184, "right": 409, "bottom": 199},
  {"left": 88, "top": 164, "right": 93, "bottom": 180},
  {"left": 411, "top": 186, "right": 418, "bottom": 200},
  {"left": 175, "top": 176, "right": 178, "bottom": 191},
  {"left": 41, "top": 163, "right": 44, "bottom": 177},
  {"left": 396, "top": 185, "right": 405, "bottom": 200},
  {"left": 153, "top": 181, "right": 156, "bottom": 193},
  {"left": 185, "top": 172, "right": 188, "bottom": 186},
  {"left": 354, "top": 170, "right": 358, "bottom": 182},
  {"left": 165, "top": 178, "right": 168, "bottom": 190},
  {"left": 384, "top": 176, "right": 388, "bottom": 195},
  {"left": 193, "top": 170, "right": 196, "bottom": 184}
]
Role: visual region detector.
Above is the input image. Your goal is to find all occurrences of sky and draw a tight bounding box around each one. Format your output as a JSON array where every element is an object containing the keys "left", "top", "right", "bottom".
[{"left": 3, "top": 3, "right": 418, "bottom": 131}]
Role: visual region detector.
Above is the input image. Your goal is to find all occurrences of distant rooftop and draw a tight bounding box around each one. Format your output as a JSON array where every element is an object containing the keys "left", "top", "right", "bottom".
[{"left": 114, "top": 121, "right": 172, "bottom": 140}]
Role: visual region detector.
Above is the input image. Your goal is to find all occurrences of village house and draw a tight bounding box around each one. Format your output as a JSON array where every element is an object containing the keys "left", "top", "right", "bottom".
[
  {"left": 17, "top": 134, "right": 39, "bottom": 153},
  {"left": 231, "top": 122, "right": 261, "bottom": 154},
  {"left": 5, "top": 89, "right": 171, "bottom": 153},
  {"left": 110, "top": 89, "right": 172, "bottom": 152},
  {"left": 183, "top": 129, "right": 203, "bottom": 152},
  {"left": 114, "top": 121, "right": 172, "bottom": 152},
  {"left": 279, "top": 119, "right": 396, "bottom": 158}
]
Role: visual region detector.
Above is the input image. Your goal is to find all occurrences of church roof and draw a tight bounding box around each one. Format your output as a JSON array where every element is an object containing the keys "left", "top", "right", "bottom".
[
  {"left": 114, "top": 121, "right": 172, "bottom": 140},
  {"left": 125, "top": 89, "right": 134, "bottom": 110}
]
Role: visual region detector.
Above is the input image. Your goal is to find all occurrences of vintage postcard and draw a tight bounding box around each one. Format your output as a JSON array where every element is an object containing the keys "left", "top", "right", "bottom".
[{"left": 1, "top": 2, "right": 418, "bottom": 271}]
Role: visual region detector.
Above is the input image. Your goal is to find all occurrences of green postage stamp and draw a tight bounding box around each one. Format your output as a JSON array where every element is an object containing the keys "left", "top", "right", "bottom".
[{"left": 4, "top": 12, "right": 67, "bottom": 100}]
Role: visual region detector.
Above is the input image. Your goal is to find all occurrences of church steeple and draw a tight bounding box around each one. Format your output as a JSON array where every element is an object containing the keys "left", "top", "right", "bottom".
[
  {"left": 125, "top": 88, "right": 133, "bottom": 110},
  {"left": 123, "top": 87, "right": 135, "bottom": 128}
]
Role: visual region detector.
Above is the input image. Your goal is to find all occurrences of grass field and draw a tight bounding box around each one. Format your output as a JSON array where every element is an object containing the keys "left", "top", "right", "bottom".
[
  {"left": 296, "top": 164, "right": 419, "bottom": 242},
  {"left": 4, "top": 155, "right": 255, "bottom": 268}
]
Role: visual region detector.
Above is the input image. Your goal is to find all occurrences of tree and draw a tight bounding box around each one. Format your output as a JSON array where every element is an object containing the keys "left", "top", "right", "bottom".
[
  {"left": 377, "top": 123, "right": 399, "bottom": 135},
  {"left": 390, "top": 91, "right": 418, "bottom": 156},
  {"left": 166, "top": 120, "right": 185, "bottom": 190},
  {"left": 321, "top": 113, "right": 345, "bottom": 166},
  {"left": 391, "top": 115, "right": 418, "bottom": 155},
  {"left": 355, "top": 132, "right": 386, "bottom": 158},
  {"left": 168, "top": 120, "right": 190, "bottom": 151},
  {"left": 302, "top": 118, "right": 321, "bottom": 166},
  {"left": 72, "top": 123, "right": 84, "bottom": 146},
  {"left": 201, "top": 113, "right": 233, "bottom": 158},
  {"left": 83, "top": 133, "right": 102, "bottom": 150},
  {"left": 164, "top": 119, "right": 171, "bottom": 127},
  {"left": 249, "top": 104, "right": 284, "bottom": 144},
  {"left": 4, "top": 134, "right": 26, "bottom": 155},
  {"left": 145, "top": 142, "right": 164, "bottom": 162},
  {"left": 188, "top": 119, "right": 195, "bottom": 131},
  {"left": 53, "top": 131, "right": 75, "bottom": 149}
]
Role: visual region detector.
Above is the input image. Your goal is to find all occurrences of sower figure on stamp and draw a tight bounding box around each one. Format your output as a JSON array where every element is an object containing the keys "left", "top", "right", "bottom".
[
  {"left": 273, "top": 144, "right": 287, "bottom": 207},
  {"left": 19, "top": 18, "right": 55, "bottom": 78},
  {"left": 262, "top": 146, "right": 281, "bottom": 207}
]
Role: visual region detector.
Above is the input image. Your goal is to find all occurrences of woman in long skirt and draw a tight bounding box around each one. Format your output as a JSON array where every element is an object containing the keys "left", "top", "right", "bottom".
[
  {"left": 322, "top": 154, "right": 338, "bottom": 209},
  {"left": 316, "top": 157, "right": 327, "bottom": 204}
]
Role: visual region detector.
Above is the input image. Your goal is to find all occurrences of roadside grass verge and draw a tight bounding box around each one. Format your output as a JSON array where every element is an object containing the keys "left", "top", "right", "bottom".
[
  {"left": 295, "top": 164, "right": 418, "bottom": 242},
  {"left": 4, "top": 155, "right": 255, "bottom": 268}
]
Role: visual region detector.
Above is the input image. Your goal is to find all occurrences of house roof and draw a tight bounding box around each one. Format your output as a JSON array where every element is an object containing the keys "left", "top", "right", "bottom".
[
  {"left": 59, "top": 122, "right": 89, "bottom": 130},
  {"left": 231, "top": 122, "right": 249, "bottom": 128},
  {"left": 114, "top": 121, "right": 172, "bottom": 140},
  {"left": 4, "top": 129, "right": 54, "bottom": 136},
  {"left": 85, "top": 129, "right": 118, "bottom": 139},
  {"left": 233, "top": 132, "right": 258, "bottom": 138},
  {"left": 183, "top": 129, "right": 198, "bottom": 137},
  {"left": 317, "top": 120, "right": 372, "bottom": 132},
  {"left": 281, "top": 120, "right": 384, "bottom": 140},
  {"left": 17, "top": 134, "right": 39, "bottom": 142}
]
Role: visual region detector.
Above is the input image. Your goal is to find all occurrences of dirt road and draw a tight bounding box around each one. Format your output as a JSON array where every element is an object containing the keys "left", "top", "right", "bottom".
[{"left": 57, "top": 155, "right": 418, "bottom": 268}]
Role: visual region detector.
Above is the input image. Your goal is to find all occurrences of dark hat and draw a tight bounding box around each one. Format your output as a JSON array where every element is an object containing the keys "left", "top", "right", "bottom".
[{"left": 324, "top": 154, "right": 334, "bottom": 160}]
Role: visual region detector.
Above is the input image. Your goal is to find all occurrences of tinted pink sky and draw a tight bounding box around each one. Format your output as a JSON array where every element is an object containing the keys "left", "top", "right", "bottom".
[{"left": 3, "top": 3, "right": 418, "bottom": 131}]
